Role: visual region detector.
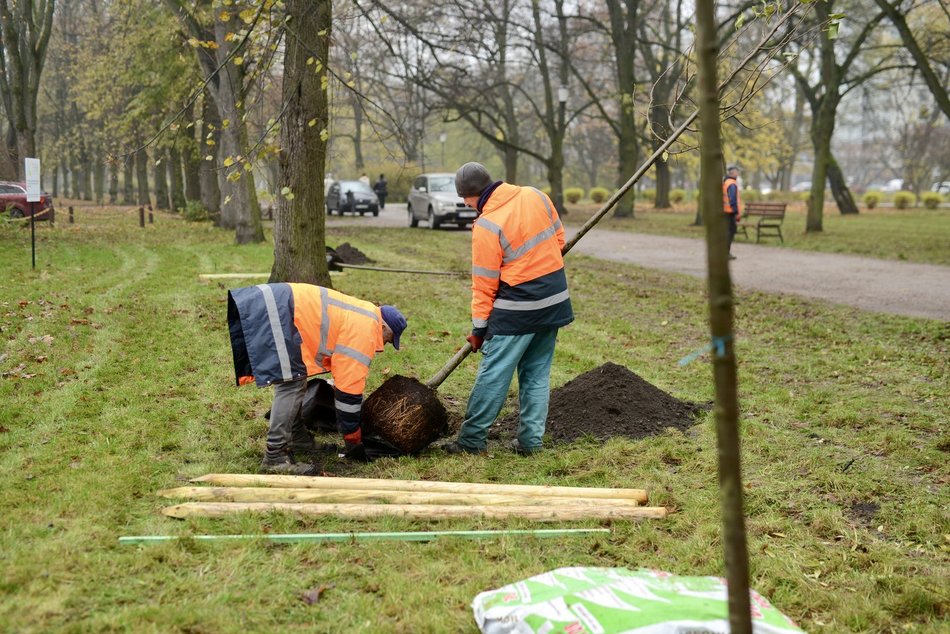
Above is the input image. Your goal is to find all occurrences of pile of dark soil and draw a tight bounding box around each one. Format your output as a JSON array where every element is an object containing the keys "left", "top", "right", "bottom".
[
  {"left": 493, "top": 362, "right": 702, "bottom": 443},
  {"left": 363, "top": 375, "right": 448, "bottom": 453},
  {"left": 333, "top": 242, "right": 373, "bottom": 264}
]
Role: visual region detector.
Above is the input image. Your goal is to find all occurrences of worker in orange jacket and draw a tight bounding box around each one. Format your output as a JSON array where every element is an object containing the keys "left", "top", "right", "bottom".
[
  {"left": 228, "top": 283, "right": 407, "bottom": 474},
  {"left": 723, "top": 165, "right": 741, "bottom": 259},
  {"left": 442, "top": 162, "right": 574, "bottom": 456}
]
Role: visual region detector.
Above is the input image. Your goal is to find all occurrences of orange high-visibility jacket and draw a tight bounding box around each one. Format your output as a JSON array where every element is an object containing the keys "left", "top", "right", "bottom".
[
  {"left": 723, "top": 177, "right": 741, "bottom": 215},
  {"left": 228, "top": 283, "right": 383, "bottom": 433},
  {"left": 470, "top": 183, "right": 574, "bottom": 337}
]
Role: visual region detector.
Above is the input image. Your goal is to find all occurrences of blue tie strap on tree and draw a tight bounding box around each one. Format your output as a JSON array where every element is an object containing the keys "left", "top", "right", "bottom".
[{"left": 678, "top": 334, "right": 734, "bottom": 366}]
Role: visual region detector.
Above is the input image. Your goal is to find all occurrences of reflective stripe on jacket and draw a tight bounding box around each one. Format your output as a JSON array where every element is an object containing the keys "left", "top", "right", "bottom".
[
  {"left": 471, "top": 183, "right": 574, "bottom": 337},
  {"left": 228, "top": 283, "right": 383, "bottom": 434},
  {"left": 723, "top": 177, "right": 741, "bottom": 214}
]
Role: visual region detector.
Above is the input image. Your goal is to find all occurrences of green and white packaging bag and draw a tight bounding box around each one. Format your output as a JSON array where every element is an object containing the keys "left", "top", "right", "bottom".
[{"left": 472, "top": 567, "right": 804, "bottom": 634}]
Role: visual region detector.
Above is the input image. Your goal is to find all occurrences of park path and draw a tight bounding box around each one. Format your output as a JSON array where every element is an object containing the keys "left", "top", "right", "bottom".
[{"left": 328, "top": 205, "right": 950, "bottom": 321}]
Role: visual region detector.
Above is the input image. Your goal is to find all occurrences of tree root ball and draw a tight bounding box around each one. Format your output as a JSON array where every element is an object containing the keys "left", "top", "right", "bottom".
[{"left": 362, "top": 376, "right": 448, "bottom": 453}]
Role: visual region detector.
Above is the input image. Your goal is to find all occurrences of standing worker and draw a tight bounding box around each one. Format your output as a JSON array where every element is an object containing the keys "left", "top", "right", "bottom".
[
  {"left": 723, "top": 165, "right": 741, "bottom": 260},
  {"left": 374, "top": 174, "right": 389, "bottom": 210},
  {"left": 228, "top": 283, "right": 407, "bottom": 474},
  {"left": 442, "top": 162, "right": 574, "bottom": 456}
]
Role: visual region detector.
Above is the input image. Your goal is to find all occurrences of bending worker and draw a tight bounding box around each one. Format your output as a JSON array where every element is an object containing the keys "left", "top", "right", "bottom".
[
  {"left": 443, "top": 162, "right": 574, "bottom": 455},
  {"left": 228, "top": 283, "right": 407, "bottom": 474}
]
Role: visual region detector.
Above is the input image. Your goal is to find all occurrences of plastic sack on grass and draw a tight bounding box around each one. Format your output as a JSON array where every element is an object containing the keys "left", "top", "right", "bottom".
[{"left": 472, "top": 567, "right": 804, "bottom": 634}]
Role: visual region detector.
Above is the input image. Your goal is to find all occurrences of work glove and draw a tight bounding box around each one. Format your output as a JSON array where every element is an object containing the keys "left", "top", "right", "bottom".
[
  {"left": 343, "top": 428, "right": 362, "bottom": 447},
  {"left": 466, "top": 334, "right": 484, "bottom": 352},
  {"left": 341, "top": 428, "right": 368, "bottom": 461}
]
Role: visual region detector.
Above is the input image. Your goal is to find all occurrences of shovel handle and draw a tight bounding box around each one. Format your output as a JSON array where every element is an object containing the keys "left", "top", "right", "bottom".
[{"left": 426, "top": 342, "right": 473, "bottom": 389}]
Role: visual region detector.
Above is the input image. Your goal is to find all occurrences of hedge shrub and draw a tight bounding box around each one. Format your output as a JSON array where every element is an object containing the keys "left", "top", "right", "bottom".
[
  {"left": 670, "top": 188, "right": 687, "bottom": 204},
  {"left": 589, "top": 187, "right": 609, "bottom": 203},
  {"left": 920, "top": 191, "right": 942, "bottom": 209},
  {"left": 641, "top": 188, "right": 656, "bottom": 203},
  {"left": 564, "top": 187, "right": 584, "bottom": 204},
  {"left": 742, "top": 189, "right": 761, "bottom": 203},
  {"left": 893, "top": 191, "right": 916, "bottom": 209},
  {"left": 862, "top": 190, "right": 883, "bottom": 209}
]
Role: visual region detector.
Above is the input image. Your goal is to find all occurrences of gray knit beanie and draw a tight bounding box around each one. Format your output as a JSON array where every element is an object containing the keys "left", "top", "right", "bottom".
[{"left": 455, "top": 162, "right": 493, "bottom": 197}]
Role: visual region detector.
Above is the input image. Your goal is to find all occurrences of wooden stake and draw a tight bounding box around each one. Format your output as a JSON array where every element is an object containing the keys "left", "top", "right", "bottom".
[
  {"left": 119, "top": 528, "right": 610, "bottom": 545},
  {"left": 163, "top": 502, "right": 667, "bottom": 521},
  {"left": 191, "top": 474, "right": 649, "bottom": 503},
  {"left": 158, "top": 486, "right": 642, "bottom": 507}
]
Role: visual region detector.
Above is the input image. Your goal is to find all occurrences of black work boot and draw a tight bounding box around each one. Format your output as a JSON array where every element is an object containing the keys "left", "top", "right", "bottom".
[
  {"left": 289, "top": 424, "right": 320, "bottom": 460},
  {"left": 260, "top": 446, "right": 317, "bottom": 476}
]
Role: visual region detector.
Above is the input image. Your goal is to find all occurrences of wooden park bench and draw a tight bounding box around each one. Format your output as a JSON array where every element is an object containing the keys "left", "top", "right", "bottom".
[{"left": 737, "top": 202, "right": 787, "bottom": 243}]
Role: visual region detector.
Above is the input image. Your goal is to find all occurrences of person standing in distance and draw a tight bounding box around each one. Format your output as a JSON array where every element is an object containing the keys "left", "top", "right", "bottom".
[
  {"left": 723, "top": 165, "right": 742, "bottom": 260},
  {"left": 374, "top": 174, "right": 389, "bottom": 210},
  {"left": 442, "top": 162, "right": 573, "bottom": 456}
]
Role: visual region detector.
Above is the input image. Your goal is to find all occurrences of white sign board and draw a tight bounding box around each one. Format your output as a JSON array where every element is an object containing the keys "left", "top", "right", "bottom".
[{"left": 25, "top": 158, "right": 41, "bottom": 202}]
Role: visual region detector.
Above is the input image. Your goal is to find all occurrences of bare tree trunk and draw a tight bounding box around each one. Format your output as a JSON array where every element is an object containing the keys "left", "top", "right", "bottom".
[
  {"left": 827, "top": 153, "right": 858, "bottom": 214},
  {"left": 93, "top": 158, "right": 105, "bottom": 204},
  {"left": 108, "top": 162, "right": 118, "bottom": 204},
  {"left": 51, "top": 162, "right": 58, "bottom": 197},
  {"left": 181, "top": 100, "right": 201, "bottom": 202},
  {"left": 351, "top": 93, "right": 364, "bottom": 170},
  {"left": 211, "top": 15, "right": 263, "bottom": 243},
  {"left": 695, "top": 2, "right": 751, "bottom": 632},
  {"left": 122, "top": 160, "right": 135, "bottom": 204},
  {"left": 168, "top": 145, "right": 186, "bottom": 211},
  {"left": 153, "top": 149, "right": 170, "bottom": 209},
  {"left": 269, "top": 0, "right": 332, "bottom": 286},
  {"left": 0, "top": 0, "right": 53, "bottom": 179},
  {"left": 200, "top": 94, "right": 221, "bottom": 215},
  {"left": 651, "top": 105, "right": 673, "bottom": 209},
  {"left": 135, "top": 148, "right": 150, "bottom": 206}
]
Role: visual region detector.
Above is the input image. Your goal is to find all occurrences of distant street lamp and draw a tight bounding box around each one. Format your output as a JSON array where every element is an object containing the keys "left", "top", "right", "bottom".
[
  {"left": 439, "top": 132, "right": 447, "bottom": 168},
  {"left": 556, "top": 85, "right": 569, "bottom": 214}
]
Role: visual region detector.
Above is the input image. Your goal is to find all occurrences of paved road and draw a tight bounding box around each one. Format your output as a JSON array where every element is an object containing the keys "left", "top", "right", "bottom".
[{"left": 329, "top": 204, "right": 950, "bottom": 321}]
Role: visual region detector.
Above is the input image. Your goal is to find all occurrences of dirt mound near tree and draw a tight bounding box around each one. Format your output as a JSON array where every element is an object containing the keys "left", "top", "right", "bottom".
[
  {"left": 492, "top": 362, "right": 703, "bottom": 443},
  {"left": 332, "top": 242, "right": 373, "bottom": 264}
]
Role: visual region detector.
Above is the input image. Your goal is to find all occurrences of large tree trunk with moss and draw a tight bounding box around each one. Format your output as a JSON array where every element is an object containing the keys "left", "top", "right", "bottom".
[
  {"left": 269, "top": 0, "right": 332, "bottom": 286},
  {"left": 605, "top": 0, "right": 639, "bottom": 219},
  {"left": 650, "top": 104, "right": 673, "bottom": 209},
  {"left": 807, "top": 95, "right": 836, "bottom": 232},
  {"left": 695, "top": 1, "right": 751, "bottom": 631},
  {"left": 614, "top": 97, "right": 638, "bottom": 218}
]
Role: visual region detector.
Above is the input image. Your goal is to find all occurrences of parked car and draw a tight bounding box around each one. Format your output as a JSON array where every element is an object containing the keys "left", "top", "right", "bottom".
[
  {"left": 325, "top": 179, "right": 379, "bottom": 216},
  {"left": 0, "top": 181, "right": 53, "bottom": 219},
  {"left": 791, "top": 181, "right": 811, "bottom": 193},
  {"left": 880, "top": 178, "right": 904, "bottom": 193},
  {"left": 407, "top": 173, "right": 479, "bottom": 229}
]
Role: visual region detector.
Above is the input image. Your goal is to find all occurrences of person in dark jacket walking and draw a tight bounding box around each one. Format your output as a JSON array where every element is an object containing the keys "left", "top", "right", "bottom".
[
  {"left": 441, "top": 162, "right": 573, "bottom": 456},
  {"left": 373, "top": 174, "right": 389, "bottom": 210},
  {"left": 723, "top": 165, "right": 741, "bottom": 259},
  {"left": 228, "top": 283, "right": 407, "bottom": 474}
]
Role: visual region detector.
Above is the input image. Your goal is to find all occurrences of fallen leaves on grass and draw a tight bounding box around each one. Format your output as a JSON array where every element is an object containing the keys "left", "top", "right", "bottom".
[{"left": 300, "top": 584, "right": 333, "bottom": 605}]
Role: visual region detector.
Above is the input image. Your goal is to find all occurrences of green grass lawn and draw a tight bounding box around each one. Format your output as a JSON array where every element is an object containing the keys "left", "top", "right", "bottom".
[
  {"left": 564, "top": 201, "right": 950, "bottom": 266},
  {"left": 1, "top": 205, "right": 947, "bottom": 632}
]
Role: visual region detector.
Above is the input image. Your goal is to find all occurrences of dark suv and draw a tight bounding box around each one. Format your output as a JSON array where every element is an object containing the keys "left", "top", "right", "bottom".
[
  {"left": 1, "top": 181, "right": 53, "bottom": 219},
  {"left": 325, "top": 180, "right": 379, "bottom": 216}
]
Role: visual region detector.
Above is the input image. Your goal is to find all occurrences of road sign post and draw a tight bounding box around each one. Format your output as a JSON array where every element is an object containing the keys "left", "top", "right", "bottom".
[{"left": 25, "top": 158, "right": 41, "bottom": 270}]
